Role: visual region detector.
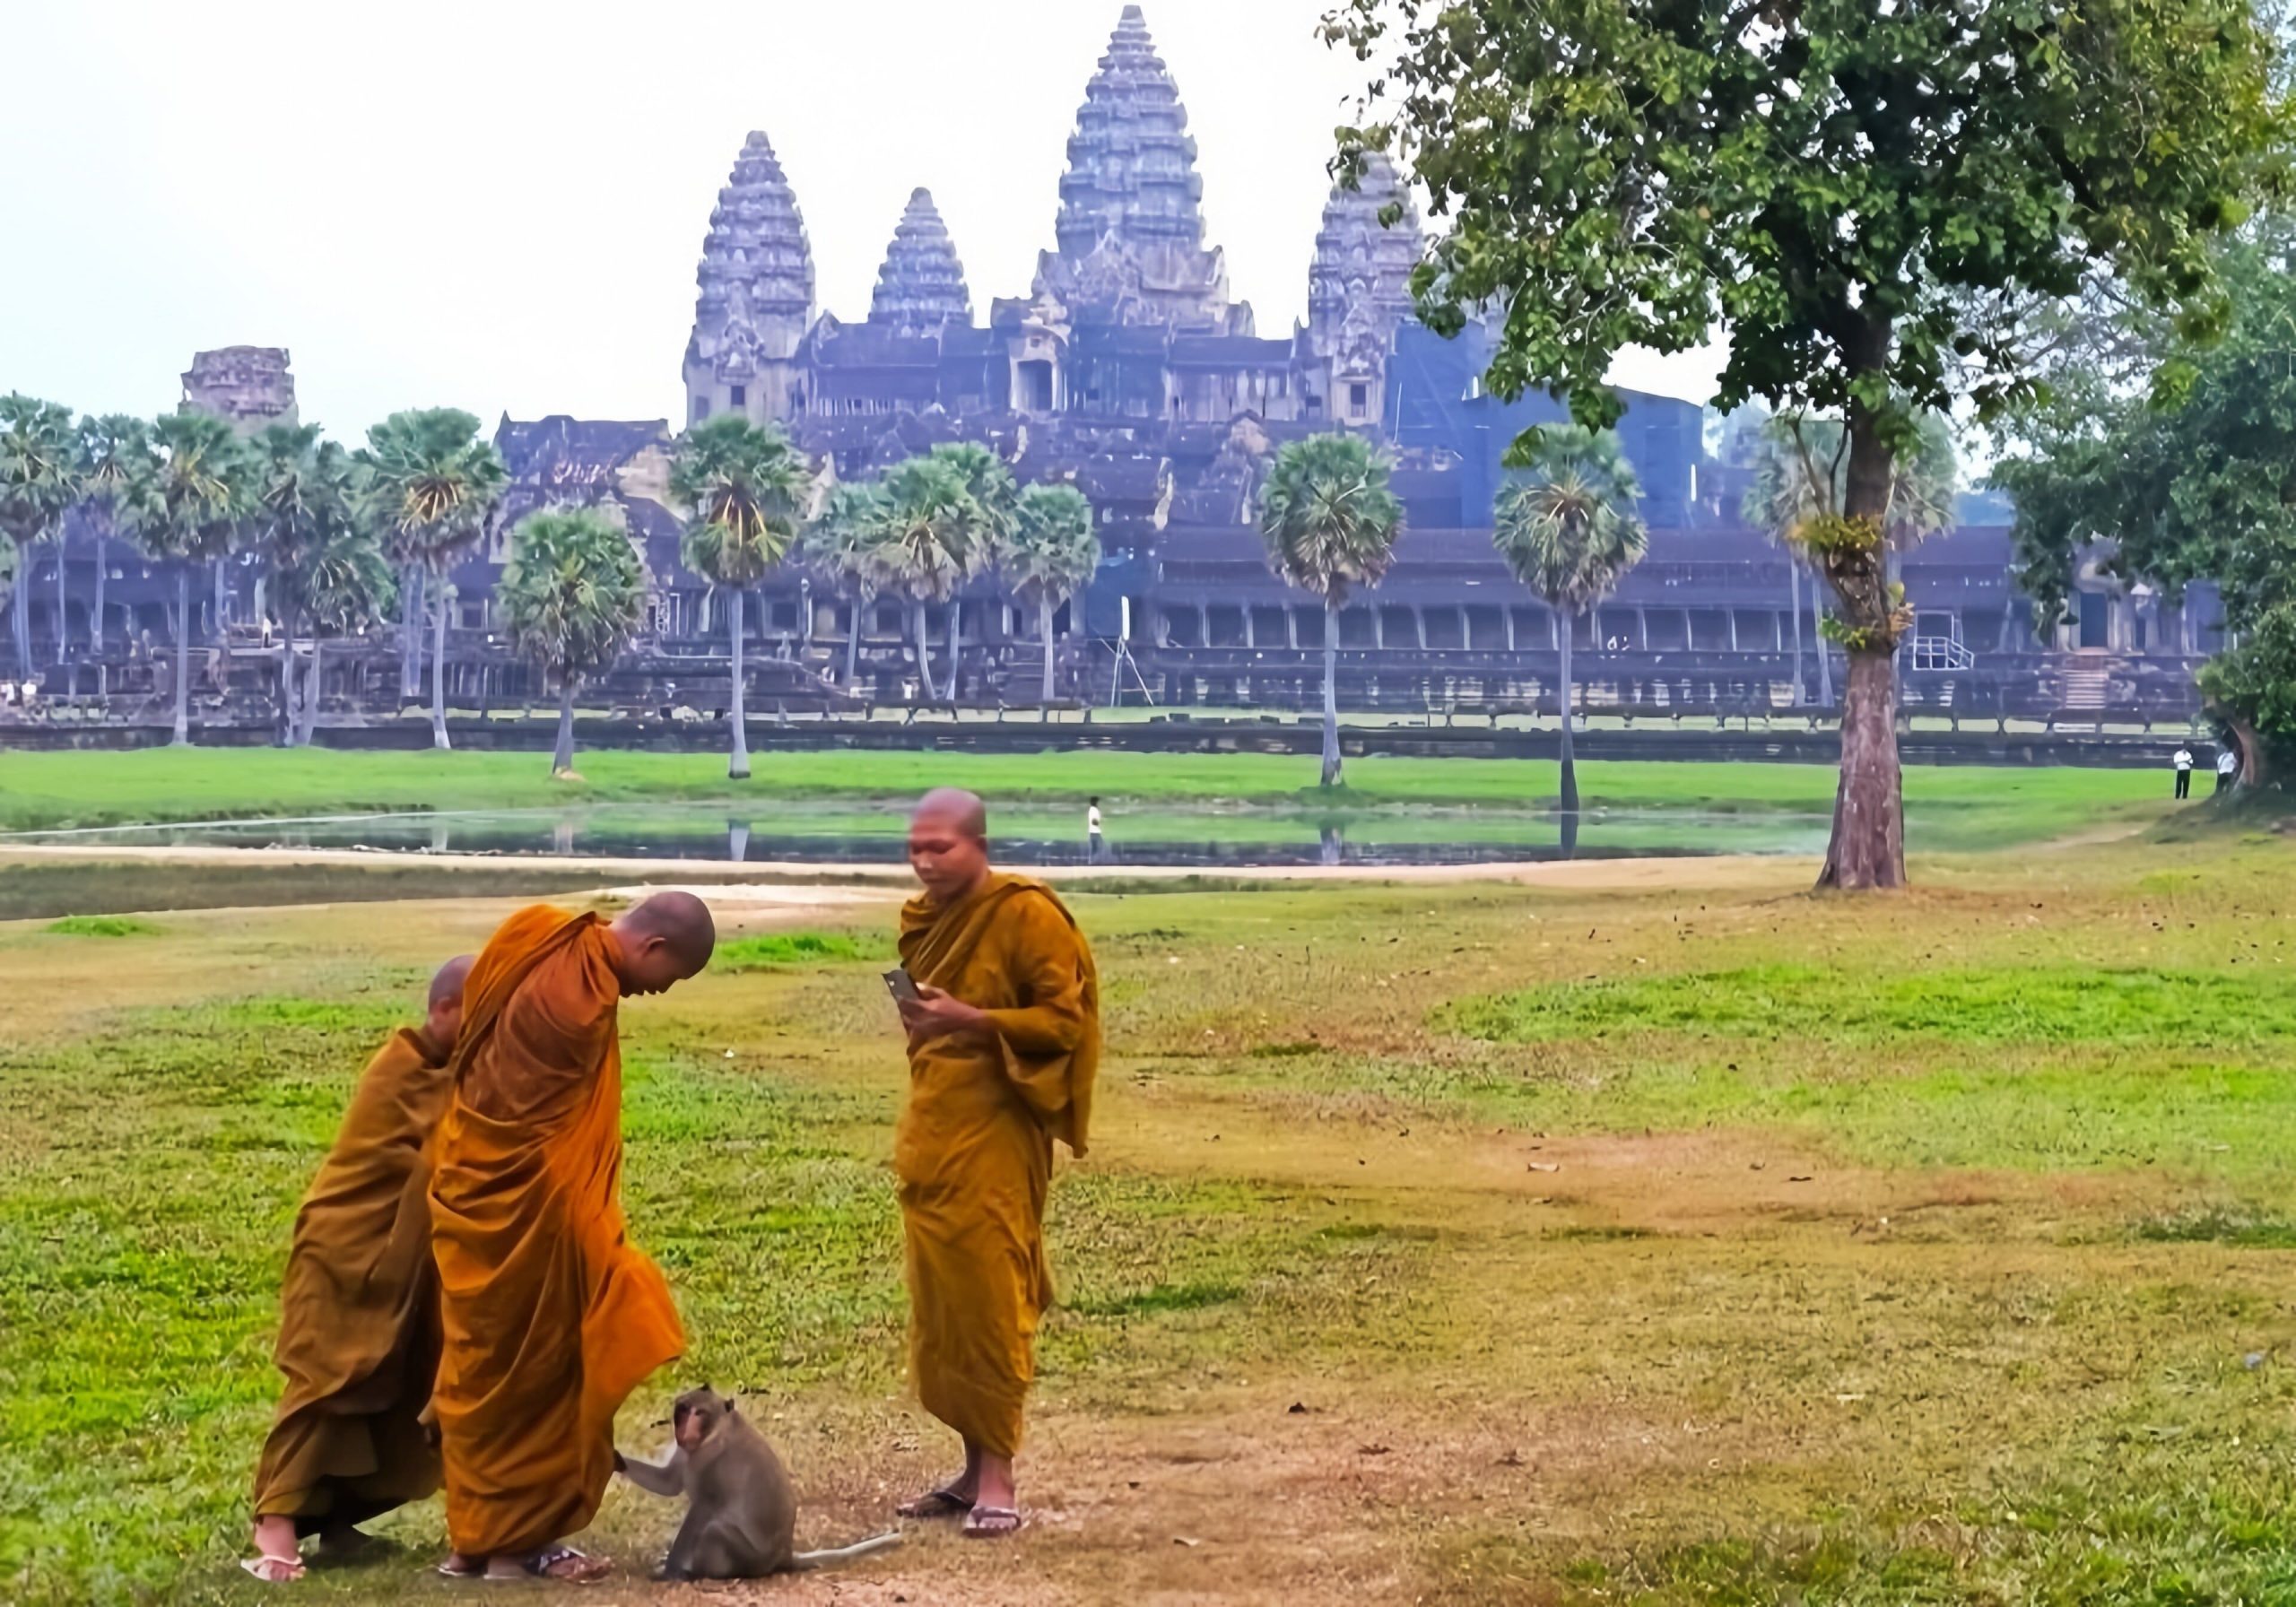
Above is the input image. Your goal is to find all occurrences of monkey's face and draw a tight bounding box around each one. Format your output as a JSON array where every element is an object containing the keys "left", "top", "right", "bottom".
[{"left": 672, "top": 1386, "right": 732, "bottom": 1451}]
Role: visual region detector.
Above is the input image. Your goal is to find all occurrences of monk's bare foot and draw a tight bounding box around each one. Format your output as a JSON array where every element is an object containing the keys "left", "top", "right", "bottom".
[
  {"left": 897, "top": 1479, "right": 977, "bottom": 1519},
  {"left": 244, "top": 1516, "right": 305, "bottom": 1582}
]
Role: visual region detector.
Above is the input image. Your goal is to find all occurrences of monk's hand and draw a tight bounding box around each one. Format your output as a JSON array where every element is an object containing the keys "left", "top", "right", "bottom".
[{"left": 899, "top": 985, "right": 989, "bottom": 1042}]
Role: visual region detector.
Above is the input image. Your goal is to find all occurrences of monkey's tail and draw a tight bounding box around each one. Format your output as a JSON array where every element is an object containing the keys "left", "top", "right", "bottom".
[{"left": 792, "top": 1532, "right": 902, "bottom": 1570}]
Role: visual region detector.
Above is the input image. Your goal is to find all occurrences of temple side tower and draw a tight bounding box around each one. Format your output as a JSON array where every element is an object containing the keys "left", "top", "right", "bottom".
[
  {"left": 181, "top": 346, "right": 298, "bottom": 435},
  {"left": 1304, "top": 152, "right": 1426, "bottom": 426},
  {"left": 867, "top": 188, "right": 972, "bottom": 335},
  {"left": 1030, "top": 5, "right": 1239, "bottom": 333},
  {"left": 682, "top": 131, "right": 815, "bottom": 428}
]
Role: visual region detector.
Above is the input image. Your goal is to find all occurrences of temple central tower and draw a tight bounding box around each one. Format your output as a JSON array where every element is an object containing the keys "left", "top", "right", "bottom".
[{"left": 682, "top": 131, "right": 815, "bottom": 428}]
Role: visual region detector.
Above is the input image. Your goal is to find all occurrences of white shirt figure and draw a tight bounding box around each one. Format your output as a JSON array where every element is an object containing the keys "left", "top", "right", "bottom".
[
  {"left": 2174, "top": 747, "right": 2194, "bottom": 772},
  {"left": 2219, "top": 750, "right": 2239, "bottom": 777},
  {"left": 1087, "top": 804, "right": 1103, "bottom": 837}
]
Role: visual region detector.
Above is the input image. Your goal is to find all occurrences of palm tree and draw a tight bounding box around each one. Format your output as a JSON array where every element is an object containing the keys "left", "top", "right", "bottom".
[
  {"left": 281, "top": 510, "right": 396, "bottom": 746},
  {"left": 804, "top": 482, "right": 893, "bottom": 691},
  {"left": 75, "top": 415, "right": 154, "bottom": 664},
  {"left": 1744, "top": 412, "right": 1958, "bottom": 705},
  {"left": 135, "top": 412, "right": 256, "bottom": 745},
  {"left": 924, "top": 442, "right": 1018, "bottom": 699},
  {"left": 360, "top": 409, "right": 508, "bottom": 751},
  {"left": 668, "top": 415, "right": 808, "bottom": 779},
  {"left": 1000, "top": 483, "right": 1100, "bottom": 702},
  {"left": 0, "top": 395, "right": 81, "bottom": 682},
  {"left": 1259, "top": 434, "right": 1405, "bottom": 786},
  {"left": 1494, "top": 425, "right": 1649, "bottom": 815},
  {"left": 253, "top": 425, "right": 370, "bottom": 744},
  {"left": 497, "top": 508, "right": 648, "bottom": 777},
  {"left": 878, "top": 456, "right": 987, "bottom": 701}
]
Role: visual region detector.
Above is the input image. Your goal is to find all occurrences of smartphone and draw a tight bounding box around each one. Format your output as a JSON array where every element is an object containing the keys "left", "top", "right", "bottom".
[{"left": 883, "top": 968, "right": 922, "bottom": 1004}]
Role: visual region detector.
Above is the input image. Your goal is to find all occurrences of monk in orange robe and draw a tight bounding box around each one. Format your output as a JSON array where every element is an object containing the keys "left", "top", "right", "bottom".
[
  {"left": 428, "top": 891, "right": 715, "bottom": 1584},
  {"left": 891, "top": 788, "right": 1099, "bottom": 1539},
  {"left": 243, "top": 953, "right": 474, "bottom": 1585}
]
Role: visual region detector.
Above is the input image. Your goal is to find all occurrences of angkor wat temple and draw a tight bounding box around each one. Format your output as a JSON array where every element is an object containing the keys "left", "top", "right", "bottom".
[{"left": 16, "top": 5, "right": 2207, "bottom": 728}]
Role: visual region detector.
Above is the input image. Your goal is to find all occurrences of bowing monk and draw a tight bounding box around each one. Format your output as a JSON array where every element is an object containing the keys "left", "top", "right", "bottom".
[
  {"left": 244, "top": 954, "right": 474, "bottom": 1585},
  {"left": 429, "top": 891, "right": 715, "bottom": 1584},
  {"left": 891, "top": 788, "right": 1100, "bottom": 1538}
]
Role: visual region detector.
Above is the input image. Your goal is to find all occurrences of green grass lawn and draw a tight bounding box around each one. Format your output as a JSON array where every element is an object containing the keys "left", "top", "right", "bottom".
[
  {"left": 0, "top": 747, "right": 2175, "bottom": 855},
  {"left": 6, "top": 834, "right": 2294, "bottom": 1603}
]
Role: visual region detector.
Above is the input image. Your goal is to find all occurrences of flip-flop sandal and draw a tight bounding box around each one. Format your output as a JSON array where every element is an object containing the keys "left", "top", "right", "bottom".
[
  {"left": 897, "top": 1486, "right": 975, "bottom": 1519},
  {"left": 239, "top": 1554, "right": 307, "bottom": 1583},
  {"left": 509, "top": 1545, "right": 610, "bottom": 1584},
  {"left": 962, "top": 1506, "right": 1022, "bottom": 1539},
  {"left": 435, "top": 1555, "right": 486, "bottom": 1579}
]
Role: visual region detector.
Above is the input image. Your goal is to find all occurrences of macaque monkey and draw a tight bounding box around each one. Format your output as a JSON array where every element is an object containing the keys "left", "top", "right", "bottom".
[{"left": 617, "top": 1386, "right": 900, "bottom": 1580}]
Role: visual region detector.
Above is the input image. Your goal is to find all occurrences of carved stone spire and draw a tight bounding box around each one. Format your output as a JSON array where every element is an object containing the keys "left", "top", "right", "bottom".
[
  {"left": 1306, "top": 152, "right": 1425, "bottom": 360},
  {"left": 868, "top": 187, "right": 972, "bottom": 335},
  {"left": 682, "top": 130, "right": 815, "bottom": 425}
]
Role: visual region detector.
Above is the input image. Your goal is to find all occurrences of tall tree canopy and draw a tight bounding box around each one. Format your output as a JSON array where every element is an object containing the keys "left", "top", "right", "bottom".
[
  {"left": 0, "top": 394, "right": 80, "bottom": 682},
  {"left": 138, "top": 412, "right": 257, "bottom": 746},
  {"left": 74, "top": 413, "right": 155, "bottom": 657},
  {"left": 670, "top": 414, "right": 810, "bottom": 779},
  {"left": 1493, "top": 425, "right": 1648, "bottom": 814},
  {"left": 1000, "top": 482, "right": 1102, "bottom": 703},
  {"left": 803, "top": 481, "right": 895, "bottom": 691},
  {"left": 1330, "top": 0, "right": 2289, "bottom": 887},
  {"left": 1993, "top": 227, "right": 2296, "bottom": 779},
  {"left": 1260, "top": 433, "right": 1405, "bottom": 786},
  {"left": 878, "top": 455, "right": 990, "bottom": 699},
  {"left": 498, "top": 507, "right": 648, "bottom": 777}
]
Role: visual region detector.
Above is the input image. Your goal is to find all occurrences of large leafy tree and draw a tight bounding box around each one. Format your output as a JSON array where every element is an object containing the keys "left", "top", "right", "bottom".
[
  {"left": 1494, "top": 425, "right": 1648, "bottom": 815},
  {"left": 669, "top": 414, "right": 809, "bottom": 778},
  {"left": 803, "top": 482, "right": 894, "bottom": 691},
  {"left": 1994, "top": 228, "right": 2296, "bottom": 784},
  {"left": 360, "top": 408, "right": 508, "bottom": 751},
  {"left": 923, "top": 441, "right": 1018, "bottom": 699},
  {"left": 1331, "top": 0, "right": 2289, "bottom": 888},
  {"left": 877, "top": 456, "right": 988, "bottom": 701},
  {"left": 252, "top": 424, "right": 372, "bottom": 745},
  {"left": 0, "top": 395, "right": 80, "bottom": 682},
  {"left": 75, "top": 414, "right": 154, "bottom": 662},
  {"left": 1259, "top": 433, "right": 1405, "bottom": 786},
  {"left": 136, "top": 412, "right": 256, "bottom": 745},
  {"left": 1000, "top": 482, "right": 1101, "bottom": 703},
  {"left": 498, "top": 507, "right": 648, "bottom": 777}
]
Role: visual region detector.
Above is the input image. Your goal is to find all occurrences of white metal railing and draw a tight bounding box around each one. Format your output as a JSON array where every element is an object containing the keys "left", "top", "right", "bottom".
[{"left": 1908, "top": 636, "right": 1976, "bottom": 672}]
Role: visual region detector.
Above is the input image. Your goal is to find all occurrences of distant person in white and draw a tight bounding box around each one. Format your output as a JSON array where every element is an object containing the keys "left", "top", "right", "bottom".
[
  {"left": 2173, "top": 744, "right": 2194, "bottom": 800},
  {"left": 2217, "top": 746, "right": 2240, "bottom": 795},
  {"left": 1087, "top": 797, "right": 1106, "bottom": 864}
]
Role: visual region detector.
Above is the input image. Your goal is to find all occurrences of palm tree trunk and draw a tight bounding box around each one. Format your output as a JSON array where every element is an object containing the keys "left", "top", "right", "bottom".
[
  {"left": 1812, "top": 561, "right": 1834, "bottom": 705},
  {"left": 552, "top": 680, "right": 577, "bottom": 775},
  {"left": 92, "top": 531, "right": 108, "bottom": 656},
  {"left": 944, "top": 602, "right": 961, "bottom": 700},
  {"left": 1320, "top": 597, "right": 1342, "bottom": 788},
  {"left": 430, "top": 579, "right": 451, "bottom": 751},
  {"left": 1040, "top": 595, "right": 1057, "bottom": 703},
  {"left": 212, "top": 560, "right": 230, "bottom": 643},
  {"left": 845, "top": 594, "right": 864, "bottom": 688},
  {"left": 401, "top": 563, "right": 424, "bottom": 699},
  {"left": 727, "top": 588, "right": 752, "bottom": 780},
  {"left": 171, "top": 563, "right": 192, "bottom": 746},
  {"left": 1558, "top": 612, "right": 1579, "bottom": 815},
  {"left": 54, "top": 534, "right": 68, "bottom": 664},
  {"left": 1786, "top": 556, "right": 1805, "bottom": 706},
  {"left": 300, "top": 638, "right": 324, "bottom": 746},
  {"left": 912, "top": 600, "right": 934, "bottom": 700},
  {"left": 277, "top": 605, "right": 297, "bottom": 747},
  {"left": 11, "top": 543, "right": 31, "bottom": 681}
]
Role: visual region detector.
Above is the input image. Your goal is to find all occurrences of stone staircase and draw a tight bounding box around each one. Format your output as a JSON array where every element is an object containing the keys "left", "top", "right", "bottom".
[{"left": 2061, "top": 662, "right": 2112, "bottom": 711}]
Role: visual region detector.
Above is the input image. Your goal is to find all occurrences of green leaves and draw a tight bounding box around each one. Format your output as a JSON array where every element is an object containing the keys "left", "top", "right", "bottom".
[
  {"left": 1259, "top": 434, "right": 1406, "bottom": 607},
  {"left": 1000, "top": 482, "right": 1101, "bottom": 610},
  {"left": 137, "top": 413, "right": 256, "bottom": 565},
  {"left": 1492, "top": 423, "right": 1648, "bottom": 613},
  {"left": 0, "top": 395, "right": 82, "bottom": 549},
  {"left": 671, "top": 414, "right": 808, "bottom": 591},
  {"left": 356, "top": 408, "right": 506, "bottom": 569},
  {"left": 497, "top": 508, "right": 647, "bottom": 686}
]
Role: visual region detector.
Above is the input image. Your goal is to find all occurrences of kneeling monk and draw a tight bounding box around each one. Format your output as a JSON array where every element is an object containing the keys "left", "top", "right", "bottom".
[
  {"left": 244, "top": 954, "right": 474, "bottom": 1584},
  {"left": 892, "top": 789, "right": 1100, "bottom": 1538},
  {"left": 429, "top": 892, "right": 715, "bottom": 1583}
]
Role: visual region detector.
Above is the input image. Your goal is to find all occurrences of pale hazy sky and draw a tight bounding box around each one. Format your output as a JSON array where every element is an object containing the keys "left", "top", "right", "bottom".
[{"left": 0, "top": 0, "right": 1725, "bottom": 439}]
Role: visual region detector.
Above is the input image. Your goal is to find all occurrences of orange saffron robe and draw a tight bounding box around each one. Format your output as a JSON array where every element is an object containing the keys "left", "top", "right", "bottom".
[
  {"left": 896, "top": 874, "right": 1100, "bottom": 1459},
  {"left": 252, "top": 1027, "right": 452, "bottom": 1530},
  {"left": 428, "top": 907, "right": 684, "bottom": 1557}
]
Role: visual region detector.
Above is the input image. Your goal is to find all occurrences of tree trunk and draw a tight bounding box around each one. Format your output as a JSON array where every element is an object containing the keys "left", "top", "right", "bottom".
[
  {"left": 300, "top": 638, "right": 324, "bottom": 746},
  {"left": 846, "top": 594, "right": 865, "bottom": 688},
  {"left": 727, "top": 588, "right": 752, "bottom": 780},
  {"left": 11, "top": 544, "right": 30, "bottom": 682},
  {"left": 552, "top": 681, "right": 577, "bottom": 775},
  {"left": 92, "top": 532, "right": 108, "bottom": 657},
  {"left": 430, "top": 580, "right": 451, "bottom": 751},
  {"left": 211, "top": 560, "right": 225, "bottom": 642},
  {"left": 171, "top": 564, "right": 192, "bottom": 746},
  {"left": 2227, "top": 715, "right": 2267, "bottom": 791},
  {"left": 912, "top": 600, "right": 934, "bottom": 699},
  {"left": 277, "top": 605, "right": 297, "bottom": 747},
  {"left": 1813, "top": 563, "right": 1835, "bottom": 705},
  {"left": 1558, "top": 614, "right": 1579, "bottom": 815},
  {"left": 1787, "top": 558, "right": 1805, "bottom": 706},
  {"left": 1039, "top": 595, "right": 1057, "bottom": 703},
  {"left": 401, "top": 563, "right": 424, "bottom": 699},
  {"left": 945, "top": 602, "right": 962, "bottom": 700},
  {"left": 1321, "top": 597, "right": 1342, "bottom": 787},
  {"left": 54, "top": 534, "right": 68, "bottom": 664},
  {"left": 1814, "top": 396, "right": 1906, "bottom": 890}
]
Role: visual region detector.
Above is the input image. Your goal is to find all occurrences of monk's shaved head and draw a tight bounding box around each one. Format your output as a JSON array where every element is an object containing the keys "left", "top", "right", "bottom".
[
  {"left": 430, "top": 953, "right": 475, "bottom": 1013},
  {"left": 912, "top": 787, "right": 987, "bottom": 839},
  {"left": 609, "top": 891, "right": 718, "bottom": 996}
]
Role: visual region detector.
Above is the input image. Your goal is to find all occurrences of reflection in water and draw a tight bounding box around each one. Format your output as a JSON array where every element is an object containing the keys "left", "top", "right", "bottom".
[
  {"left": 1560, "top": 809, "right": 1580, "bottom": 859},
  {"left": 728, "top": 821, "right": 750, "bottom": 863},
  {"left": 552, "top": 820, "right": 576, "bottom": 856},
  {"left": 1319, "top": 824, "right": 1343, "bottom": 866}
]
